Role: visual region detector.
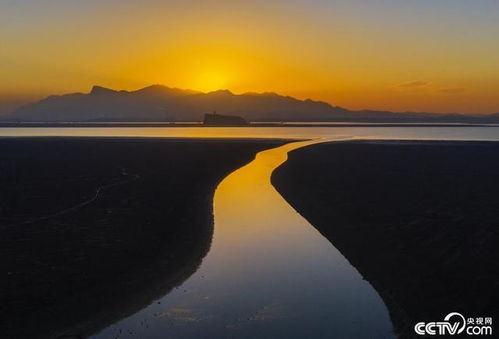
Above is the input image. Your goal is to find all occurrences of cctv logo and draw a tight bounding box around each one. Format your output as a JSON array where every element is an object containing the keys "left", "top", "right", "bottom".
[{"left": 415, "top": 312, "right": 493, "bottom": 336}]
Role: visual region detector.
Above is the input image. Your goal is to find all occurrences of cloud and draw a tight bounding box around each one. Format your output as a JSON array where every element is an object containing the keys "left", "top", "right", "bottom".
[
  {"left": 438, "top": 87, "right": 466, "bottom": 94},
  {"left": 397, "top": 81, "right": 429, "bottom": 89}
]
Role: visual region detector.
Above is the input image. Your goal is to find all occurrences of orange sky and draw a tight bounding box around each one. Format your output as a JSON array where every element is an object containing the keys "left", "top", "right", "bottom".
[{"left": 1, "top": 0, "right": 499, "bottom": 114}]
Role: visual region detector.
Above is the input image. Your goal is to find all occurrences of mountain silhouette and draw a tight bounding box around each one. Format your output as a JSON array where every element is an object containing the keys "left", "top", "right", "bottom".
[{"left": 8, "top": 85, "right": 498, "bottom": 122}]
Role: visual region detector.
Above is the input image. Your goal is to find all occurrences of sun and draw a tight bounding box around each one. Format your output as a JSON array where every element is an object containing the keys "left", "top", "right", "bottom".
[{"left": 194, "top": 71, "right": 229, "bottom": 92}]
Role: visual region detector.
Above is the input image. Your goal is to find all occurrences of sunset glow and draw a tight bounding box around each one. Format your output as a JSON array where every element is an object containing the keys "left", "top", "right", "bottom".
[
  {"left": 1, "top": 0, "right": 499, "bottom": 114},
  {"left": 194, "top": 71, "right": 230, "bottom": 92}
]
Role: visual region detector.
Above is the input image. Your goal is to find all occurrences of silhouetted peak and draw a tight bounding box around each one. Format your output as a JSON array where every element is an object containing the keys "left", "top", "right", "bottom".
[
  {"left": 134, "top": 84, "right": 198, "bottom": 96},
  {"left": 242, "top": 91, "right": 279, "bottom": 97},
  {"left": 135, "top": 84, "right": 169, "bottom": 93},
  {"left": 206, "top": 89, "right": 233, "bottom": 96},
  {"left": 14, "top": 83, "right": 489, "bottom": 123},
  {"left": 90, "top": 86, "right": 117, "bottom": 95}
]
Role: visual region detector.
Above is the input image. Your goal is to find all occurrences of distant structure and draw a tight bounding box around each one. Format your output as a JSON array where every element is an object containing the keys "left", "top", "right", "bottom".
[{"left": 203, "top": 111, "right": 249, "bottom": 126}]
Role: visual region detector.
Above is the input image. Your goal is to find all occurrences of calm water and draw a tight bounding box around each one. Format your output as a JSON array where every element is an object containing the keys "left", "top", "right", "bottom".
[
  {"left": 91, "top": 138, "right": 394, "bottom": 339},
  {"left": 2, "top": 125, "right": 499, "bottom": 141},
  {"left": 6, "top": 126, "right": 499, "bottom": 338}
]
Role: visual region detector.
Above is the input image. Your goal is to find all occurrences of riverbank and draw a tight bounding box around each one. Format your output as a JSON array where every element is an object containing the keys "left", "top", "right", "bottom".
[
  {"left": 272, "top": 141, "right": 499, "bottom": 338},
  {"left": 0, "top": 137, "right": 283, "bottom": 339}
]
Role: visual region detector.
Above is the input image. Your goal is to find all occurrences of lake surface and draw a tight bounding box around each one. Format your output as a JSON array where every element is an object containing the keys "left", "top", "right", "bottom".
[
  {"left": 2, "top": 125, "right": 499, "bottom": 141},
  {"left": 6, "top": 126, "right": 499, "bottom": 338}
]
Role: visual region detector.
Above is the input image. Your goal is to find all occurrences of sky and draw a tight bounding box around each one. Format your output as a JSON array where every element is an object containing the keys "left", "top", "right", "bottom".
[{"left": 1, "top": 0, "right": 499, "bottom": 114}]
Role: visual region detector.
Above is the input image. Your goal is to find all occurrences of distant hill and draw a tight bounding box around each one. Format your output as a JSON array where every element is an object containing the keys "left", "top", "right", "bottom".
[{"left": 7, "top": 85, "right": 499, "bottom": 123}]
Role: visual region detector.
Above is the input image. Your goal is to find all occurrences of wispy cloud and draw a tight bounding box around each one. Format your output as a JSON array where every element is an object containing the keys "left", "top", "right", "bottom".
[{"left": 397, "top": 81, "right": 429, "bottom": 89}]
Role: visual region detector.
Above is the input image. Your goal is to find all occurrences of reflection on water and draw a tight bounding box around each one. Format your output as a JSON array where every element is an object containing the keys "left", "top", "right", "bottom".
[
  {"left": 2, "top": 125, "right": 499, "bottom": 141},
  {"left": 92, "top": 138, "right": 394, "bottom": 338}
]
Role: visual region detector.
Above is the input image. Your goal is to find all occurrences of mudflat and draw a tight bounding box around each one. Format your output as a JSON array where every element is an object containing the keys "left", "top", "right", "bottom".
[
  {"left": 0, "top": 137, "right": 282, "bottom": 339},
  {"left": 272, "top": 141, "right": 499, "bottom": 338}
]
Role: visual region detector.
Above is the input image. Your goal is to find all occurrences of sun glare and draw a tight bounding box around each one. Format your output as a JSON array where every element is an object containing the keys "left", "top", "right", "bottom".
[{"left": 195, "top": 71, "right": 229, "bottom": 92}]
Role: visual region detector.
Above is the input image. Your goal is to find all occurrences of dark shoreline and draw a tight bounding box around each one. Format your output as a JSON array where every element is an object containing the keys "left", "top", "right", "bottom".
[
  {"left": 1, "top": 137, "right": 283, "bottom": 339},
  {"left": 272, "top": 140, "right": 499, "bottom": 338}
]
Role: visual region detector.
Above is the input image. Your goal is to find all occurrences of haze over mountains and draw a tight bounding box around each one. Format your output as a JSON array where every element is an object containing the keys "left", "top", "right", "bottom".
[{"left": 7, "top": 85, "right": 499, "bottom": 123}]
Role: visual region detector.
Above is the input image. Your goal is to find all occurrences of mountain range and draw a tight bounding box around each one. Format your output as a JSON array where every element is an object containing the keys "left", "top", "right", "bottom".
[{"left": 6, "top": 85, "right": 499, "bottom": 123}]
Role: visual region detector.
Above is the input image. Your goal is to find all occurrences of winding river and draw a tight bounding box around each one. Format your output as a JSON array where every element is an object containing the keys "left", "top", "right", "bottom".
[{"left": 91, "top": 138, "right": 394, "bottom": 338}]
